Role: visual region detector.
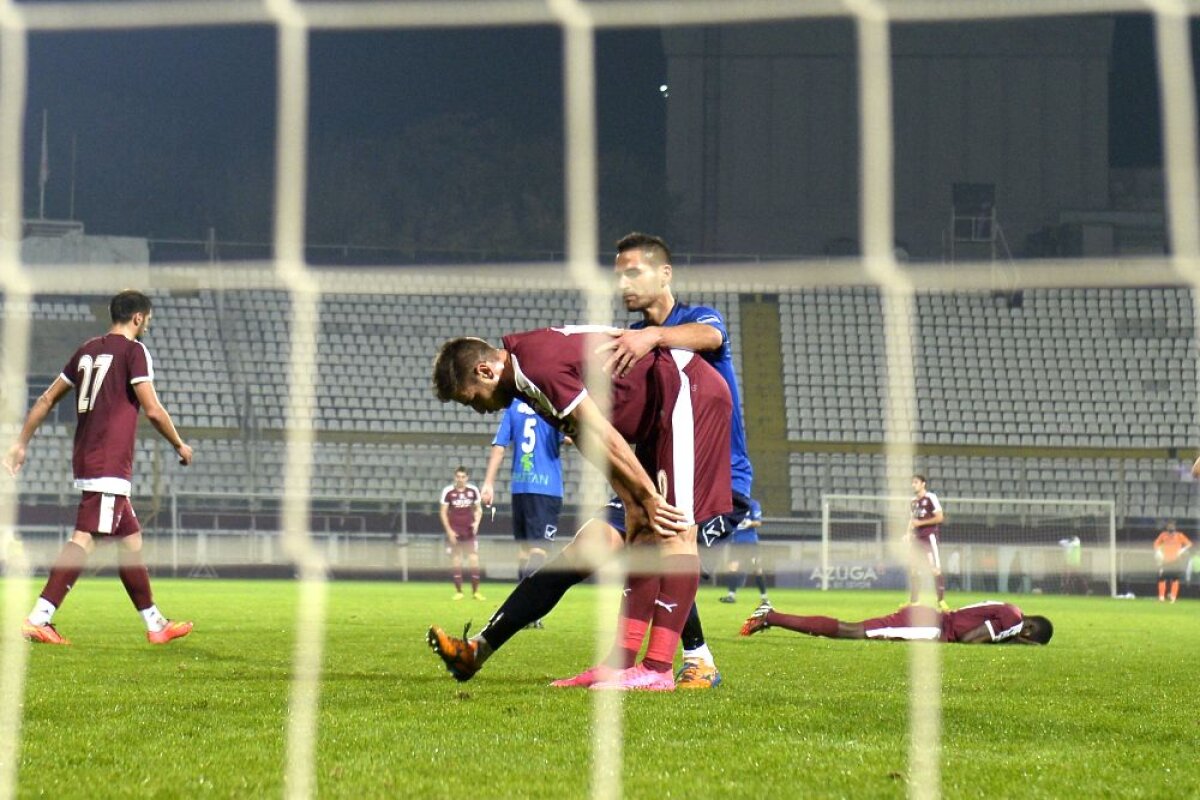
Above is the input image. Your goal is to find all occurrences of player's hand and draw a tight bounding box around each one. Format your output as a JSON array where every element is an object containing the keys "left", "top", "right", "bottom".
[
  {"left": 448, "top": 533, "right": 458, "bottom": 545},
  {"left": 481, "top": 483, "right": 494, "bottom": 506},
  {"left": 626, "top": 494, "right": 689, "bottom": 539},
  {"left": 176, "top": 442, "right": 193, "bottom": 466},
  {"left": 2, "top": 443, "right": 25, "bottom": 477},
  {"left": 595, "top": 328, "right": 659, "bottom": 378}
]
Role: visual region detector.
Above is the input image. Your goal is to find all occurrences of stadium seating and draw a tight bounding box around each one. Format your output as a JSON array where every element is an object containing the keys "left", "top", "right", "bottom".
[
  {"left": 780, "top": 287, "right": 1199, "bottom": 448},
  {"left": 789, "top": 451, "right": 1195, "bottom": 520},
  {"left": 5, "top": 286, "right": 1193, "bottom": 519}
]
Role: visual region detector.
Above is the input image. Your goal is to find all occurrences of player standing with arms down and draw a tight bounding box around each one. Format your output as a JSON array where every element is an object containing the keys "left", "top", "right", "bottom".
[
  {"left": 1153, "top": 520, "right": 1192, "bottom": 603},
  {"left": 481, "top": 399, "right": 566, "bottom": 608},
  {"left": 3, "top": 290, "right": 193, "bottom": 645},
  {"left": 906, "top": 474, "right": 948, "bottom": 611},
  {"left": 740, "top": 599, "right": 1053, "bottom": 645},
  {"left": 440, "top": 466, "right": 484, "bottom": 600}
]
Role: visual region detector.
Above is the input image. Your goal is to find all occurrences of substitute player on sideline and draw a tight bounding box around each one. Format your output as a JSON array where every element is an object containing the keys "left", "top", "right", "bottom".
[
  {"left": 594, "top": 231, "right": 756, "bottom": 689},
  {"left": 481, "top": 399, "right": 567, "bottom": 618},
  {"left": 440, "top": 466, "right": 484, "bottom": 600},
  {"left": 740, "top": 599, "right": 1053, "bottom": 645},
  {"left": 3, "top": 290, "right": 193, "bottom": 645},
  {"left": 906, "top": 474, "right": 948, "bottom": 611},
  {"left": 428, "top": 326, "right": 732, "bottom": 691}
]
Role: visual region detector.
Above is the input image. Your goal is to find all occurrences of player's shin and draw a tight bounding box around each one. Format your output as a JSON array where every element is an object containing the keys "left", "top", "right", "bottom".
[
  {"left": 641, "top": 554, "right": 700, "bottom": 672},
  {"left": 35, "top": 541, "right": 89, "bottom": 617},
  {"left": 477, "top": 562, "right": 592, "bottom": 652}
]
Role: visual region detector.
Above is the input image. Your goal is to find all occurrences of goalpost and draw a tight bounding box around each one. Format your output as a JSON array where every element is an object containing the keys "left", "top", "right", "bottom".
[{"left": 821, "top": 494, "right": 1118, "bottom": 597}]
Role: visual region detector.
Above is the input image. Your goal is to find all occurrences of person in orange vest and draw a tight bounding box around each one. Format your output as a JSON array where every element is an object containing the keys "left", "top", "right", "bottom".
[{"left": 1153, "top": 520, "right": 1192, "bottom": 603}]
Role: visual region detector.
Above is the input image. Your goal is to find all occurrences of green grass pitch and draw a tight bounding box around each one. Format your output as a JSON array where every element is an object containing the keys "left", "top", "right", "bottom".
[{"left": 9, "top": 578, "right": 1199, "bottom": 798}]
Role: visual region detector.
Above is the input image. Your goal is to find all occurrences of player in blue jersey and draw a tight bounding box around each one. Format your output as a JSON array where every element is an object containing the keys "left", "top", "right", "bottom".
[
  {"left": 593, "top": 231, "right": 755, "bottom": 689},
  {"left": 719, "top": 497, "right": 771, "bottom": 606},
  {"left": 428, "top": 232, "right": 750, "bottom": 688},
  {"left": 481, "top": 399, "right": 566, "bottom": 628}
]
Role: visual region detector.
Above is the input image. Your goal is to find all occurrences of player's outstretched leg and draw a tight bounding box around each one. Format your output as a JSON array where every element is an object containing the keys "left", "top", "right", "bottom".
[{"left": 741, "top": 607, "right": 843, "bottom": 638}]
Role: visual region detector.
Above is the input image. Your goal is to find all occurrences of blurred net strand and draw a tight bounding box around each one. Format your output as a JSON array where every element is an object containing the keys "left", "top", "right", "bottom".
[
  {"left": 8, "top": 0, "right": 1183, "bottom": 32},
  {"left": 1151, "top": 2, "right": 1200, "bottom": 527},
  {"left": 845, "top": 0, "right": 938, "bottom": 797},
  {"left": 5, "top": 258, "right": 1200, "bottom": 298},
  {"left": 546, "top": 0, "right": 623, "bottom": 797},
  {"left": 0, "top": 1, "right": 1197, "bottom": 799},
  {"left": 0, "top": 5, "right": 33, "bottom": 800},
  {"left": 264, "top": 1, "right": 326, "bottom": 799}
]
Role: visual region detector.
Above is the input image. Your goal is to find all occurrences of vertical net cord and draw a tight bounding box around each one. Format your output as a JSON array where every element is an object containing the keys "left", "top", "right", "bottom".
[
  {"left": 0, "top": 6, "right": 31, "bottom": 799},
  {"left": 548, "top": 2, "right": 621, "bottom": 798},
  {"left": 265, "top": 2, "right": 324, "bottom": 799},
  {"left": 845, "top": 2, "right": 938, "bottom": 798},
  {"left": 1150, "top": 1, "right": 1200, "bottom": 530}
]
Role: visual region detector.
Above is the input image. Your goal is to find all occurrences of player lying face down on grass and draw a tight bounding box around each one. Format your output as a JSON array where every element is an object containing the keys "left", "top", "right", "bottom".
[
  {"left": 430, "top": 327, "right": 733, "bottom": 690},
  {"left": 739, "top": 599, "right": 1053, "bottom": 645}
]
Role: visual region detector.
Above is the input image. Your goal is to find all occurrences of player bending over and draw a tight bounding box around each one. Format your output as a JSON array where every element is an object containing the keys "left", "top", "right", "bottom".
[
  {"left": 428, "top": 327, "right": 732, "bottom": 690},
  {"left": 594, "top": 232, "right": 758, "bottom": 689},
  {"left": 740, "top": 599, "right": 1053, "bottom": 645},
  {"left": 3, "top": 290, "right": 194, "bottom": 645}
]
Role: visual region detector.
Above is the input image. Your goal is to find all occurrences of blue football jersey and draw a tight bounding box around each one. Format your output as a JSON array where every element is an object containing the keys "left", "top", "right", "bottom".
[
  {"left": 632, "top": 301, "right": 753, "bottom": 497},
  {"left": 492, "top": 399, "right": 565, "bottom": 497}
]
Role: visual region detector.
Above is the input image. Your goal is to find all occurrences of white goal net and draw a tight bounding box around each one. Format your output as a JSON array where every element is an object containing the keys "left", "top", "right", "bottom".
[{"left": 2, "top": 2, "right": 1199, "bottom": 800}]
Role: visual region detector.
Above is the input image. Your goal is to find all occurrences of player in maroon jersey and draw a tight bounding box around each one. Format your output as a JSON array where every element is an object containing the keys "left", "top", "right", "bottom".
[
  {"left": 428, "top": 327, "right": 732, "bottom": 690},
  {"left": 440, "top": 466, "right": 484, "bottom": 600},
  {"left": 740, "top": 599, "right": 1053, "bottom": 645},
  {"left": 3, "top": 290, "right": 194, "bottom": 645},
  {"left": 907, "top": 474, "right": 948, "bottom": 610}
]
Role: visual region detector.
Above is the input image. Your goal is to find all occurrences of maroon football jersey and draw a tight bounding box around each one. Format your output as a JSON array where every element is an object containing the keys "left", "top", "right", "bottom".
[
  {"left": 910, "top": 491, "right": 942, "bottom": 539},
  {"left": 942, "top": 601, "right": 1024, "bottom": 643},
  {"left": 502, "top": 327, "right": 667, "bottom": 443},
  {"left": 61, "top": 333, "right": 154, "bottom": 495},
  {"left": 441, "top": 484, "right": 480, "bottom": 538}
]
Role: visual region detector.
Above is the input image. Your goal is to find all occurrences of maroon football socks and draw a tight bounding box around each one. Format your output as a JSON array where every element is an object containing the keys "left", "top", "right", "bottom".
[
  {"left": 40, "top": 541, "right": 88, "bottom": 608},
  {"left": 642, "top": 554, "right": 700, "bottom": 673},
  {"left": 765, "top": 612, "right": 839, "bottom": 638}
]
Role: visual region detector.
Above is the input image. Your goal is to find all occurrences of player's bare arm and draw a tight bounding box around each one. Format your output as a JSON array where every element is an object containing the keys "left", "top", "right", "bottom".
[
  {"left": 597, "top": 323, "right": 723, "bottom": 378},
  {"left": 472, "top": 498, "right": 482, "bottom": 535},
  {"left": 1192, "top": 454, "right": 1200, "bottom": 478},
  {"left": 132, "top": 381, "right": 192, "bottom": 466},
  {"left": 481, "top": 444, "right": 507, "bottom": 506},
  {"left": 3, "top": 376, "right": 73, "bottom": 476},
  {"left": 567, "top": 395, "right": 687, "bottom": 538}
]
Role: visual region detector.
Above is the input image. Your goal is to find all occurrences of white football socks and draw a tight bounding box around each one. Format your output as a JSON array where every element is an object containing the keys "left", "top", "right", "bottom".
[
  {"left": 682, "top": 644, "right": 715, "bottom": 667},
  {"left": 140, "top": 605, "right": 168, "bottom": 633},
  {"left": 27, "top": 597, "right": 57, "bottom": 627}
]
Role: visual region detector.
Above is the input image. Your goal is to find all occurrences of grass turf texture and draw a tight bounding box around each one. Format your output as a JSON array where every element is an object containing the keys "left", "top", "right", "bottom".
[{"left": 8, "top": 578, "right": 1198, "bottom": 798}]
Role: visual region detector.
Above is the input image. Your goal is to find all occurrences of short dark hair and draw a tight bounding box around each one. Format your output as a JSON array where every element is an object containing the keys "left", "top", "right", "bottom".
[
  {"left": 1022, "top": 615, "right": 1054, "bottom": 645},
  {"left": 616, "top": 232, "right": 672, "bottom": 266},
  {"left": 913, "top": 474, "right": 927, "bottom": 485},
  {"left": 455, "top": 466, "right": 468, "bottom": 475},
  {"left": 110, "top": 290, "right": 153, "bottom": 323},
  {"left": 432, "top": 337, "right": 497, "bottom": 402}
]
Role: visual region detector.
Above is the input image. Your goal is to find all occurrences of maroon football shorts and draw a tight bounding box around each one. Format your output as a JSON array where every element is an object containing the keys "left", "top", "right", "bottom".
[
  {"left": 75, "top": 492, "right": 140, "bottom": 537},
  {"left": 910, "top": 533, "right": 942, "bottom": 571}
]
